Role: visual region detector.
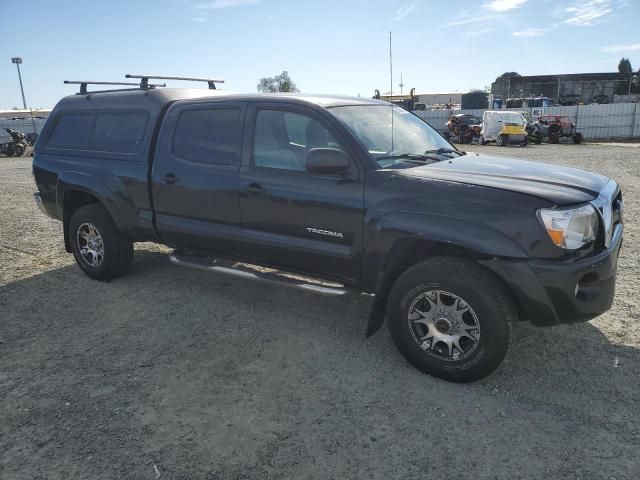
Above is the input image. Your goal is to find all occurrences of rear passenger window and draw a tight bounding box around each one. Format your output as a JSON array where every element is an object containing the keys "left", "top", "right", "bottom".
[
  {"left": 91, "top": 112, "right": 148, "bottom": 153},
  {"left": 173, "top": 108, "right": 241, "bottom": 165},
  {"left": 48, "top": 113, "right": 94, "bottom": 148}
]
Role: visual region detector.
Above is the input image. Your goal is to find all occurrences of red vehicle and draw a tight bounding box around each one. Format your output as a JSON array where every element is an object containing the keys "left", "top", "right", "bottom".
[{"left": 535, "top": 115, "right": 584, "bottom": 144}]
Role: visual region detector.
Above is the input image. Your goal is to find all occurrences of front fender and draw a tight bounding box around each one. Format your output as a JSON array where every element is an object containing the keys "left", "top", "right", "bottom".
[{"left": 362, "top": 210, "right": 527, "bottom": 292}]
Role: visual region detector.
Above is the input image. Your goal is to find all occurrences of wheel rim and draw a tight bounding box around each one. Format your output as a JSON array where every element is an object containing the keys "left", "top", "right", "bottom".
[
  {"left": 407, "top": 290, "right": 481, "bottom": 362},
  {"left": 76, "top": 222, "right": 105, "bottom": 268}
]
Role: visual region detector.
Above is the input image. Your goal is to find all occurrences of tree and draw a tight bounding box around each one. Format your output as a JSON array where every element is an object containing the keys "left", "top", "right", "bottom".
[
  {"left": 494, "top": 72, "right": 521, "bottom": 83},
  {"left": 615, "top": 58, "right": 635, "bottom": 95},
  {"left": 257, "top": 71, "right": 300, "bottom": 93},
  {"left": 618, "top": 58, "right": 633, "bottom": 74}
]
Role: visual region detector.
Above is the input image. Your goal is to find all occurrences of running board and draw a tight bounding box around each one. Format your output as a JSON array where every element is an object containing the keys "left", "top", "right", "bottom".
[{"left": 168, "top": 251, "right": 350, "bottom": 296}]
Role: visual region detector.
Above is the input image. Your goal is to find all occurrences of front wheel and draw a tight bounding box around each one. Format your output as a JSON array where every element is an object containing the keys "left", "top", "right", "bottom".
[
  {"left": 573, "top": 132, "right": 584, "bottom": 144},
  {"left": 386, "top": 257, "right": 516, "bottom": 382},
  {"left": 496, "top": 134, "right": 508, "bottom": 146},
  {"left": 69, "top": 204, "right": 134, "bottom": 281}
]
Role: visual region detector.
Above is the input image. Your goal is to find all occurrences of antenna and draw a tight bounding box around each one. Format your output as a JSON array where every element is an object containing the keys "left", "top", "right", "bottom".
[
  {"left": 389, "top": 31, "right": 394, "bottom": 154},
  {"left": 125, "top": 74, "right": 224, "bottom": 90},
  {"left": 64, "top": 80, "right": 166, "bottom": 94}
]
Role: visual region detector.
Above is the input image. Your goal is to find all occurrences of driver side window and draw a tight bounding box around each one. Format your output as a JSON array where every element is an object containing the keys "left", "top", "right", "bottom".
[{"left": 253, "top": 110, "right": 342, "bottom": 171}]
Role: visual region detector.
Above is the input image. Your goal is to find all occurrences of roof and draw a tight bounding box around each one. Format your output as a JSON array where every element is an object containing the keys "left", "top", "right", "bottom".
[{"left": 53, "top": 88, "right": 388, "bottom": 113}]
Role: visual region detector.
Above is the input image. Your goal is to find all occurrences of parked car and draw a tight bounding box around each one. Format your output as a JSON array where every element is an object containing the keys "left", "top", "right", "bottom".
[
  {"left": 444, "top": 114, "right": 482, "bottom": 144},
  {"left": 479, "top": 111, "right": 528, "bottom": 146},
  {"left": 33, "top": 77, "right": 623, "bottom": 383},
  {"left": 535, "top": 115, "right": 584, "bottom": 144}
]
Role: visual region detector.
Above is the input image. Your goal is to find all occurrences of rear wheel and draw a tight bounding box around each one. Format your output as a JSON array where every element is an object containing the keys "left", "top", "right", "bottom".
[
  {"left": 573, "top": 132, "right": 584, "bottom": 144},
  {"left": 535, "top": 132, "right": 543, "bottom": 144},
  {"left": 386, "top": 257, "right": 516, "bottom": 383},
  {"left": 69, "top": 204, "right": 133, "bottom": 281}
]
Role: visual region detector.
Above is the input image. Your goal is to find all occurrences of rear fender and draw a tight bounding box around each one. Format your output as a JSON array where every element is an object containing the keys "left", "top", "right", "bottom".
[{"left": 56, "top": 172, "right": 135, "bottom": 243}]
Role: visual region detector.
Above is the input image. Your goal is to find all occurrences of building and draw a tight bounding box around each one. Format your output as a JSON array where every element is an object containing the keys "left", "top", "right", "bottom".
[
  {"left": 415, "top": 92, "right": 463, "bottom": 108},
  {"left": 490, "top": 72, "right": 632, "bottom": 105}
]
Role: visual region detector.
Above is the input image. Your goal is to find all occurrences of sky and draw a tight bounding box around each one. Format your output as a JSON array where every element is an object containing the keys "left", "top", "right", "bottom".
[{"left": 0, "top": 0, "right": 639, "bottom": 109}]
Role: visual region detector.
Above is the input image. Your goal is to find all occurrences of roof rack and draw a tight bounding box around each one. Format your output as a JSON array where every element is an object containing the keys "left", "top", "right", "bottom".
[
  {"left": 64, "top": 80, "right": 166, "bottom": 94},
  {"left": 125, "top": 74, "right": 224, "bottom": 90}
]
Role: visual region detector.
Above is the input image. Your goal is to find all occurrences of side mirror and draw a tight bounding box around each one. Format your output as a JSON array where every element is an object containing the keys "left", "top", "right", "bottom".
[{"left": 305, "top": 148, "right": 349, "bottom": 175}]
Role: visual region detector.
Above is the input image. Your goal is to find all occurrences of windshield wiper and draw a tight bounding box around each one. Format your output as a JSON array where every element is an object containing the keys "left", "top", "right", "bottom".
[
  {"left": 423, "top": 147, "right": 466, "bottom": 156},
  {"left": 377, "top": 153, "right": 441, "bottom": 163}
]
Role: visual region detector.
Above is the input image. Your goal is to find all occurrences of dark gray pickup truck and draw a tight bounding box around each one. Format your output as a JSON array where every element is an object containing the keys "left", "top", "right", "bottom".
[{"left": 32, "top": 77, "right": 623, "bottom": 382}]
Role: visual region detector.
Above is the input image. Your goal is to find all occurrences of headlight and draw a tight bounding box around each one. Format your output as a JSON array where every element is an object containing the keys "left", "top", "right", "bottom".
[{"left": 538, "top": 204, "right": 598, "bottom": 249}]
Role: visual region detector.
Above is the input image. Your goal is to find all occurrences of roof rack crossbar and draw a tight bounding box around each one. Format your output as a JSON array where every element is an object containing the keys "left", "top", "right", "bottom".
[
  {"left": 64, "top": 80, "right": 166, "bottom": 94},
  {"left": 125, "top": 74, "right": 224, "bottom": 90}
]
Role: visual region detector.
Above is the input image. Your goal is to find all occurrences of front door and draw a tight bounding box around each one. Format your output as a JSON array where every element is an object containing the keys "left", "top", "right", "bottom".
[
  {"left": 239, "top": 103, "right": 365, "bottom": 284},
  {"left": 151, "top": 101, "right": 246, "bottom": 255}
]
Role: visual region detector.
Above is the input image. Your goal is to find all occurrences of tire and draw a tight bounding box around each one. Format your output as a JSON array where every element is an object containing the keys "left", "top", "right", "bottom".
[
  {"left": 69, "top": 204, "right": 134, "bottom": 281},
  {"left": 521, "top": 136, "right": 529, "bottom": 147},
  {"left": 496, "top": 134, "right": 508, "bottom": 146},
  {"left": 386, "top": 256, "right": 516, "bottom": 383},
  {"left": 13, "top": 143, "right": 26, "bottom": 157},
  {"left": 573, "top": 132, "right": 584, "bottom": 144},
  {"left": 478, "top": 135, "right": 485, "bottom": 145},
  {"left": 535, "top": 132, "right": 543, "bottom": 144}
]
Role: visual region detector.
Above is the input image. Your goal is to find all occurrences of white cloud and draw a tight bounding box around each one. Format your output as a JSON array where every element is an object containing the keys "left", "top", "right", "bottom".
[
  {"left": 483, "top": 0, "right": 527, "bottom": 11},
  {"left": 564, "top": 0, "right": 613, "bottom": 26},
  {"left": 601, "top": 43, "right": 640, "bottom": 53},
  {"left": 392, "top": 1, "right": 420, "bottom": 21},
  {"left": 512, "top": 27, "right": 546, "bottom": 37},
  {"left": 465, "top": 28, "right": 494, "bottom": 37},
  {"left": 445, "top": 14, "right": 499, "bottom": 27},
  {"left": 195, "top": 0, "right": 259, "bottom": 10}
]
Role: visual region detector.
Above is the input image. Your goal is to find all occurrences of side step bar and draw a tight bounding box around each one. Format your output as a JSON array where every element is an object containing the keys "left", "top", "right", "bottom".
[{"left": 168, "top": 251, "right": 350, "bottom": 296}]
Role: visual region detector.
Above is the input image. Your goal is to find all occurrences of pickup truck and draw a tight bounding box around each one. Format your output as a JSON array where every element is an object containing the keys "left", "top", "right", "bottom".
[{"left": 32, "top": 81, "right": 623, "bottom": 382}]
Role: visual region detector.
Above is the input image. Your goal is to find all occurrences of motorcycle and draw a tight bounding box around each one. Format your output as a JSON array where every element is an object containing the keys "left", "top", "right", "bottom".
[{"left": 0, "top": 128, "right": 28, "bottom": 157}]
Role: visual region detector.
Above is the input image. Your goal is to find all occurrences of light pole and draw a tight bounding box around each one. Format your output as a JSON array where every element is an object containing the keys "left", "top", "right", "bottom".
[
  {"left": 11, "top": 57, "right": 27, "bottom": 110},
  {"left": 11, "top": 57, "right": 37, "bottom": 135}
]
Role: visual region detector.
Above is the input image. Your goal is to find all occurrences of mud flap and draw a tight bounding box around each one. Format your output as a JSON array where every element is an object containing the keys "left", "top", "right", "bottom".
[{"left": 365, "top": 294, "right": 387, "bottom": 337}]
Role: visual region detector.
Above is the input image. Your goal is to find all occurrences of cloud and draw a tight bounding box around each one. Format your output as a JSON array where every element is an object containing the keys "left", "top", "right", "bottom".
[
  {"left": 191, "top": 16, "right": 207, "bottom": 21},
  {"left": 563, "top": 0, "right": 613, "bottom": 26},
  {"left": 194, "top": 0, "right": 259, "bottom": 9},
  {"left": 445, "top": 13, "right": 499, "bottom": 27},
  {"left": 601, "top": 43, "right": 640, "bottom": 53},
  {"left": 512, "top": 27, "right": 547, "bottom": 37},
  {"left": 465, "top": 28, "right": 494, "bottom": 37},
  {"left": 392, "top": 1, "right": 420, "bottom": 21},
  {"left": 483, "top": 0, "right": 527, "bottom": 11}
]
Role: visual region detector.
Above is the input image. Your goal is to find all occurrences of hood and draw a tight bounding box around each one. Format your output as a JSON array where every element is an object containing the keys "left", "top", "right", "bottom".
[{"left": 399, "top": 153, "right": 610, "bottom": 205}]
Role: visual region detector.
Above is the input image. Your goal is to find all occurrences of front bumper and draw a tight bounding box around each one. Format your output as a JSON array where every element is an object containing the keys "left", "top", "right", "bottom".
[{"left": 480, "top": 223, "right": 623, "bottom": 326}]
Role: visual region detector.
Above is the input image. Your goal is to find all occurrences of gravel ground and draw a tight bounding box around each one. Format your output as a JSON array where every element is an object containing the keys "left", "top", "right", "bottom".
[{"left": 1, "top": 144, "right": 639, "bottom": 479}]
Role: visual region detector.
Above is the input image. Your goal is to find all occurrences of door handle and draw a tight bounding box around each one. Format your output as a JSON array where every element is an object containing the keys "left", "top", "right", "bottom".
[
  {"left": 245, "top": 182, "right": 265, "bottom": 195},
  {"left": 164, "top": 173, "right": 178, "bottom": 185}
]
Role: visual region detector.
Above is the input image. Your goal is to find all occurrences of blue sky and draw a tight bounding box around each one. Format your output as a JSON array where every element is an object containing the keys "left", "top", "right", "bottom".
[{"left": 0, "top": 0, "right": 638, "bottom": 108}]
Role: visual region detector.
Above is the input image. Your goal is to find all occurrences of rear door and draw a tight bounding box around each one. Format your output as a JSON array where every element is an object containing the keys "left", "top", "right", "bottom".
[
  {"left": 151, "top": 101, "right": 246, "bottom": 255},
  {"left": 238, "top": 102, "right": 365, "bottom": 284}
]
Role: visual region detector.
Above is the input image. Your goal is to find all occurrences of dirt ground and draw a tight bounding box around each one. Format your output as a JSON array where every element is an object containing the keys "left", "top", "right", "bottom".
[{"left": 1, "top": 144, "right": 639, "bottom": 479}]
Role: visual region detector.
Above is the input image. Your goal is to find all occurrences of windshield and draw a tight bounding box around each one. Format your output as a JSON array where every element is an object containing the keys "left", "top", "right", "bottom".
[{"left": 330, "top": 105, "right": 455, "bottom": 169}]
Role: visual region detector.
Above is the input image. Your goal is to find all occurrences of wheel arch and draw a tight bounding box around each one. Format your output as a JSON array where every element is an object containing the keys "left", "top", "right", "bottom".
[
  {"left": 363, "top": 214, "right": 528, "bottom": 337},
  {"left": 57, "top": 173, "right": 132, "bottom": 253}
]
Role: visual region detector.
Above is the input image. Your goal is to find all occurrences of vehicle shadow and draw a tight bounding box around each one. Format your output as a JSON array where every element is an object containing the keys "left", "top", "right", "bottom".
[{"left": 2, "top": 249, "right": 639, "bottom": 478}]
